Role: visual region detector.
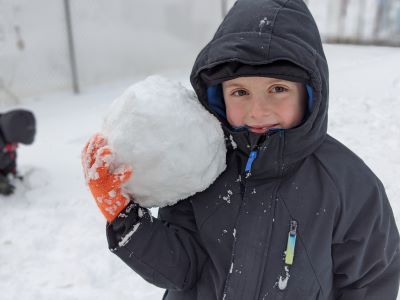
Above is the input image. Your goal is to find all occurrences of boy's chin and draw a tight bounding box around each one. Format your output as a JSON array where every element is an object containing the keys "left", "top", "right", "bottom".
[
  {"left": 248, "top": 128, "right": 268, "bottom": 134},
  {"left": 230, "top": 124, "right": 277, "bottom": 134}
]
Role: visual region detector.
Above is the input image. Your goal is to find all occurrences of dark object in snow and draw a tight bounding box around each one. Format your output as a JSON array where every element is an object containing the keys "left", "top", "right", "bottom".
[
  {"left": 0, "top": 109, "right": 36, "bottom": 186},
  {"left": 0, "top": 109, "right": 36, "bottom": 145},
  {"left": 0, "top": 173, "right": 15, "bottom": 196}
]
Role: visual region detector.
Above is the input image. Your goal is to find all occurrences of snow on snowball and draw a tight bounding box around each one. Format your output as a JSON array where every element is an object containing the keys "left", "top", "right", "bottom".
[{"left": 102, "top": 75, "right": 226, "bottom": 208}]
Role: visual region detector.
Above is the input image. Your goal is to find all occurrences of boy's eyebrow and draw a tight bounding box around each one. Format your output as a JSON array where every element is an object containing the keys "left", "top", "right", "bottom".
[
  {"left": 269, "top": 78, "right": 287, "bottom": 83},
  {"left": 265, "top": 78, "right": 292, "bottom": 85},
  {"left": 223, "top": 78, "right": 291, "bottom": 88},
  {"left": 223, "top": 82, "right": 243, "bottom": 88}
]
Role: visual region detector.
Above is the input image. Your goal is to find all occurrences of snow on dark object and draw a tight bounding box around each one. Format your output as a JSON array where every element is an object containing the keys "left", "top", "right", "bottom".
[{"left": 102, "top": 75, "right": 226, "bottom": 208}]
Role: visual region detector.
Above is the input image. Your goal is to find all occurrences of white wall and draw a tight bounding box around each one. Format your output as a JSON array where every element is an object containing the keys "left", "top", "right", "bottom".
[{"left": 0, "top": 0, "right": 221, "bottom": 104}]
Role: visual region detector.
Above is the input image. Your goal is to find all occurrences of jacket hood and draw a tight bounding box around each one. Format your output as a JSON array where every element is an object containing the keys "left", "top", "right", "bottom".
[{"left": 190, "top": 0, "right": 329, "bottom": 172}]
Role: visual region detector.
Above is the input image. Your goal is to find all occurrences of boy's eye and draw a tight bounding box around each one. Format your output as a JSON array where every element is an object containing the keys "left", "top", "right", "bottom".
[
  {"left": 271, "top": 86, "right": 288, "bottom": 93},
  {"left": 232, "top": 89, "right": 249, "bottom": 96}
]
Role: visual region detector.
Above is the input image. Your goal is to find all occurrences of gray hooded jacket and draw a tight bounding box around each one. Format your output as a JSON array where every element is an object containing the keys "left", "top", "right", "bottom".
[{"left": 107, "top": 0, "right": 400, "bottom": 299}]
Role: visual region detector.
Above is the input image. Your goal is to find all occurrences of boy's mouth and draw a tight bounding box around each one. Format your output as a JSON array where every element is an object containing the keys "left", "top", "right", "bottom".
[{"left": 247, "top": 124, "right": 278, "bottom": 134}]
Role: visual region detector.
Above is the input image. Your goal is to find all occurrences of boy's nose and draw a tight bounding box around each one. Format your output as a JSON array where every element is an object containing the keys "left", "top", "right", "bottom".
[{"left": 249, "top": 98, "right": 270, "bottom": 119}]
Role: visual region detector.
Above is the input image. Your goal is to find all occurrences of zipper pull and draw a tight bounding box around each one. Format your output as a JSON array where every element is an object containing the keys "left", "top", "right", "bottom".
[
  {"left": 278, "top": 220, "right": 298, "bottom": 291},
  {"left": 284, "top": 220, "right": 298, "bottom": 265},
  {"left": 245, "top": 150, "right": 258, "bottom": 175}
]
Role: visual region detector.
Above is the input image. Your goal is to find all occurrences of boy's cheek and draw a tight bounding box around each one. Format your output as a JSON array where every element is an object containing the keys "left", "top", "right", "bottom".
[
  {"left": 284, "top": 110, "right": 304, "bottom": 129},
  {"left": 226, "top": 109, "right": 244, "bottom": 128}
]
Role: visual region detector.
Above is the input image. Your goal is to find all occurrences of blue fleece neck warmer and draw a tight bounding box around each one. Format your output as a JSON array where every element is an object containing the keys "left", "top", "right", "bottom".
[{"left": 206, "top": 84, "right": 314, "bottom": 131}]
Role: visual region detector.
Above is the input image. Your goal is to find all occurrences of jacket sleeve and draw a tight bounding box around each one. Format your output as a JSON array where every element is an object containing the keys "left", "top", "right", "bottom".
[
  {"left": 332, "top": 176, "right": 400, "bottom": 300},
  {"left": 106, "top": 199, "right": 208, "bottom": 291}
]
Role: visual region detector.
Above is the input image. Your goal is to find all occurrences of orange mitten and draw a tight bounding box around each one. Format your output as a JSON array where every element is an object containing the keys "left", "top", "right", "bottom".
[{"left": 82, "top": 133, "right": 132, "bottom": 222}]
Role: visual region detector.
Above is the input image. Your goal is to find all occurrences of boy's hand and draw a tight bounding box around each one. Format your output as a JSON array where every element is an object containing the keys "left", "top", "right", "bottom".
[{"left": 81, "top": 133, "right": 132, "bottom": 222}]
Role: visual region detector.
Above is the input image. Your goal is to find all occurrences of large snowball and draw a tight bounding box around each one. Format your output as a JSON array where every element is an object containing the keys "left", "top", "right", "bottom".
[{"left": 102, "top": 76, "right": 226, "bottom": 208}]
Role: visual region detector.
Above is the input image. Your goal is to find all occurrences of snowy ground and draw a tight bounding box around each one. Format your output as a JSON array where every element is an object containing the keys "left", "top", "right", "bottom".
[{"left": 0, "top": 44, "right": 399, "bottom": 299}]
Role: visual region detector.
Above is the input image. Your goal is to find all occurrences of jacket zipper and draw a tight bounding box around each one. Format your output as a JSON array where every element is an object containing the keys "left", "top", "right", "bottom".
[{"left": 223, "top": 149, "right": 259, "bottom": 299}]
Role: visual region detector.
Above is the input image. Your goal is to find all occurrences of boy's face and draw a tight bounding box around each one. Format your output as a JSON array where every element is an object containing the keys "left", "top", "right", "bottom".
[{"left": 222, "top": 76, "right": 307, "bottom": 134}]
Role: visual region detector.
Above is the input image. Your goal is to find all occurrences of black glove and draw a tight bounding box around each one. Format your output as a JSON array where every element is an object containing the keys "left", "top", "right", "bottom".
[{"left": 0, "top": 174, "right": 15, "bottom": 196}]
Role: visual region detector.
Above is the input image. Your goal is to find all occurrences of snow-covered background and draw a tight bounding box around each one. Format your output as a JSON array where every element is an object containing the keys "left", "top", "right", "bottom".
[{"left": 0, "top": 44, "right": 399, "bottom": 299}]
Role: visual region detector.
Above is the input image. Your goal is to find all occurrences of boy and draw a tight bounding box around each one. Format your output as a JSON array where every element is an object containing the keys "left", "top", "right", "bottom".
[
  {"left": 82, "top": 0, "right": 400, "bottom": 299},
  {"left": 0, "top": 109, "right": 36, "bottom": 195}
]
